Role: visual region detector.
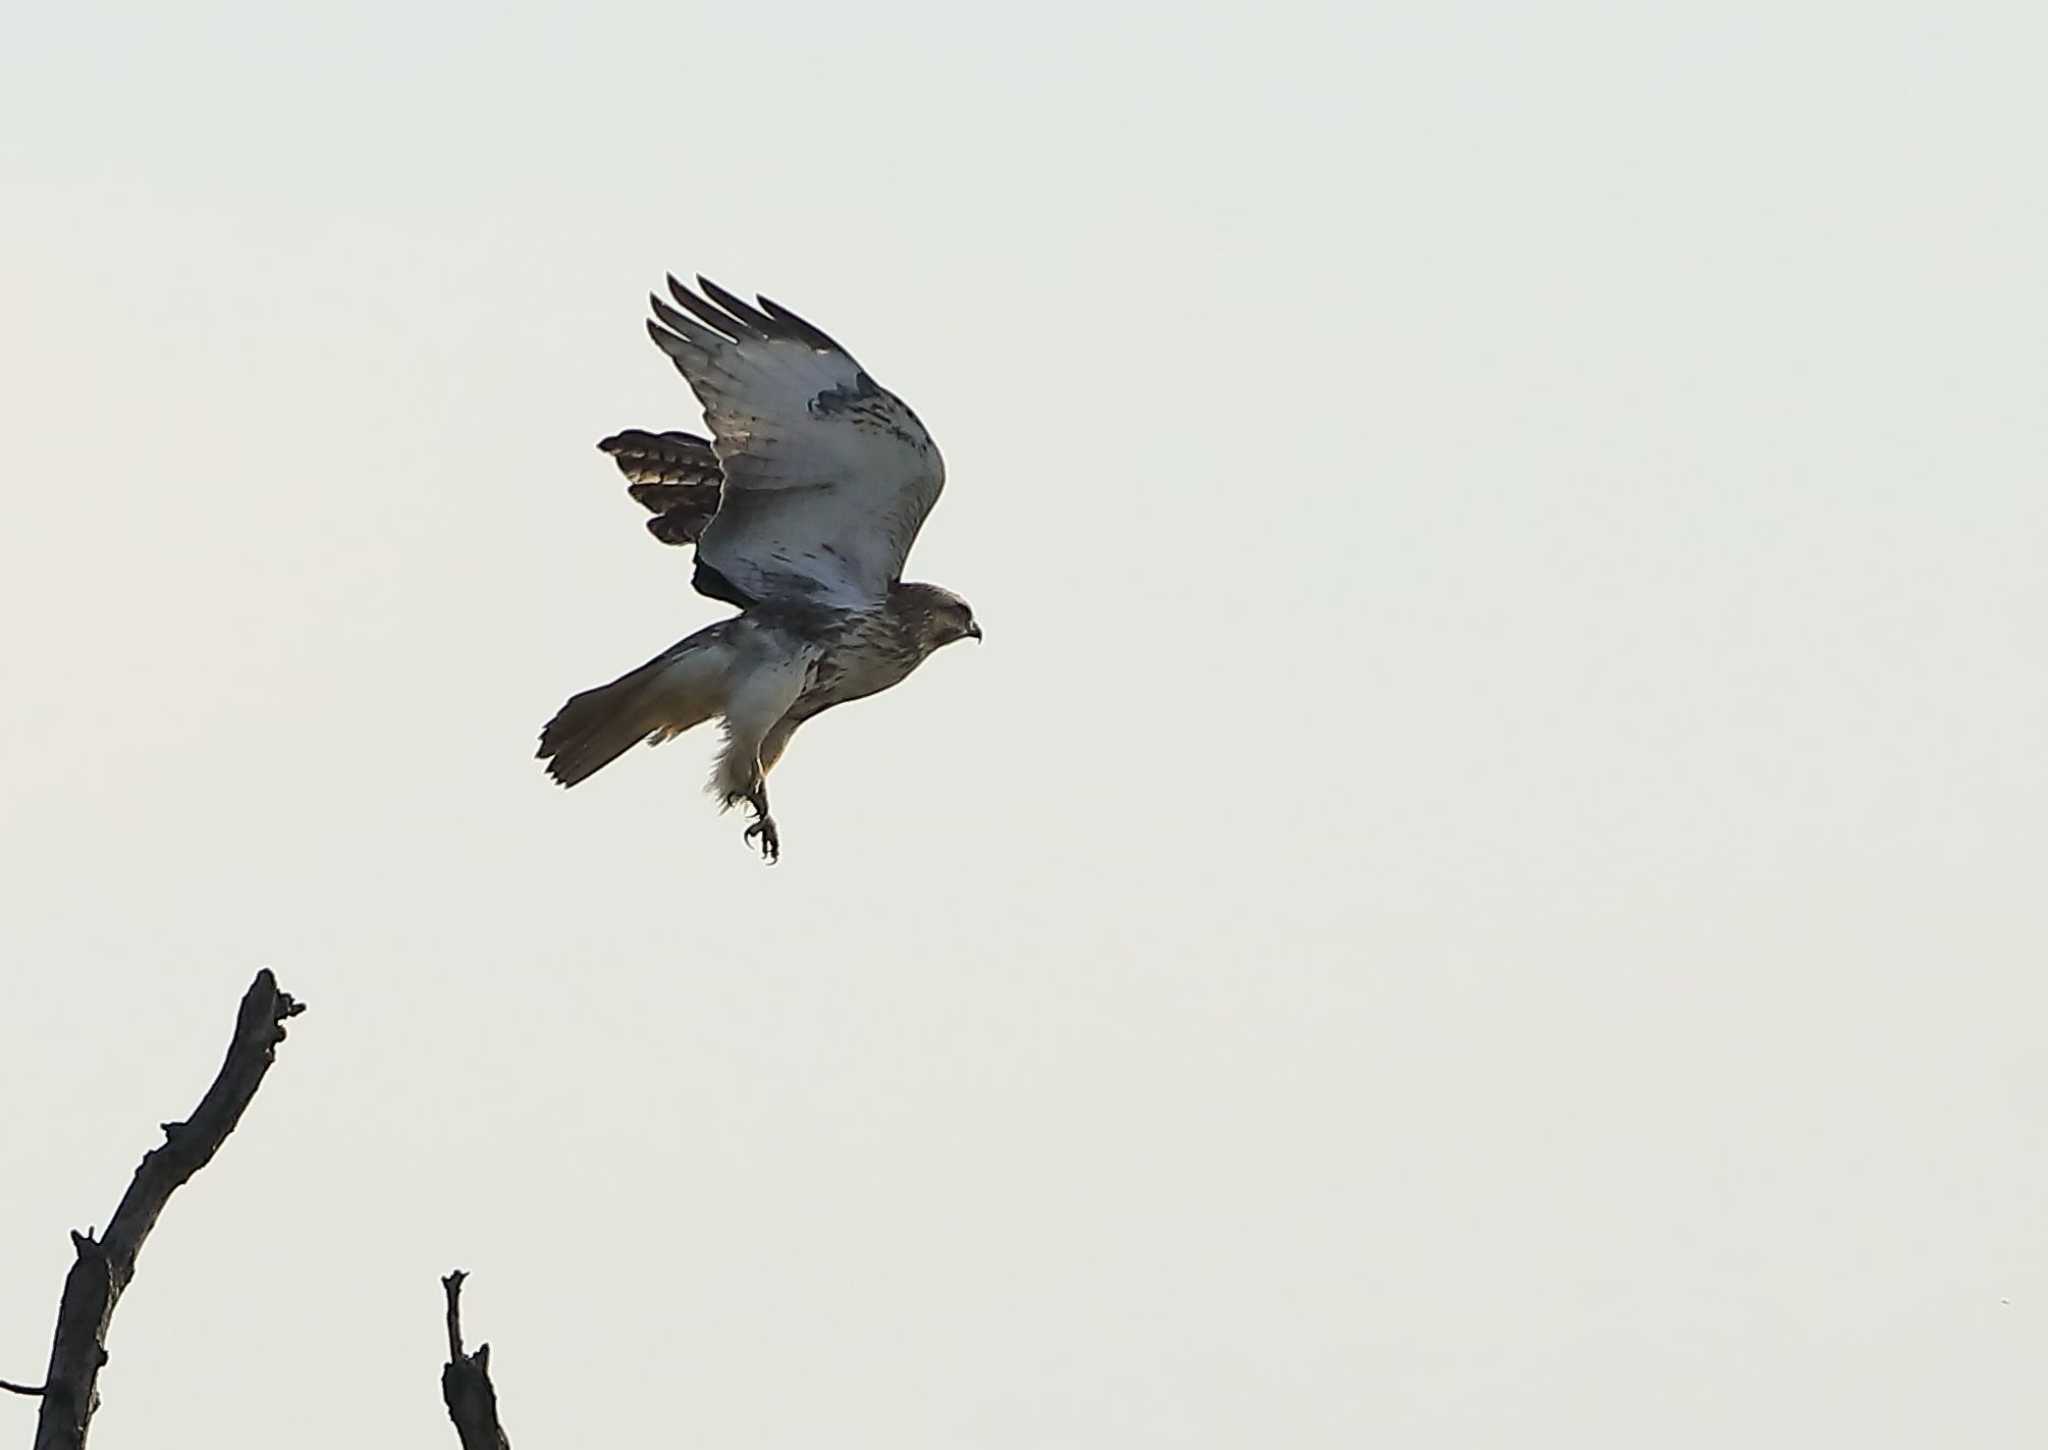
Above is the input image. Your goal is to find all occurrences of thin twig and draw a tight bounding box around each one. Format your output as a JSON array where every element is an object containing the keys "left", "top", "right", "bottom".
[
  {"left": 22, "top": 968, "right": 302, "bottom": 1450},
  {"left": 441, "top": 1271, "right": 512, "bottom": 1450},
  {"left": 0, "top": 1381, "right": 47, "bottom": 1398}
]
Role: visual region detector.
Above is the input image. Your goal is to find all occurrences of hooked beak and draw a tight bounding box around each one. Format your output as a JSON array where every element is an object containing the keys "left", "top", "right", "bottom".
[{"left": 966, "top": 622, "right": 983, "bottom": 643}]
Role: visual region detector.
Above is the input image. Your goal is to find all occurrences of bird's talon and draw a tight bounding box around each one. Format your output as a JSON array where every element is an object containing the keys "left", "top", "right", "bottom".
[{"left": 743, "top": 815, "right": 780, "bottom": 863}]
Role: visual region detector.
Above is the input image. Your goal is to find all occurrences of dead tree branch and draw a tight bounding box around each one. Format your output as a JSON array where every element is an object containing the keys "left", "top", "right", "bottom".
[
  {"left": 14, "top": 968, "right": 303, "bottom": 1450},
  {"left": 440, "top": 1271, "right": 513, "bottom": 1450}
]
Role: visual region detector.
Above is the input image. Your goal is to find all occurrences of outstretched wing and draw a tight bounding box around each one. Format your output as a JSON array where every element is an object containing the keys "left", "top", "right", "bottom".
[
  {"left": 646, "top": 276, "right": 945, "bottom": 608},
  {"left": 598, "top": 429, "right": 722, "bottom": 546}
]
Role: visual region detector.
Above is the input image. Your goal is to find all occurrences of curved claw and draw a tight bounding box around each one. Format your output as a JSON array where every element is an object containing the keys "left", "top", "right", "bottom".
[{"left": 743, "top": 815, "right": 781, "bottom": 864}]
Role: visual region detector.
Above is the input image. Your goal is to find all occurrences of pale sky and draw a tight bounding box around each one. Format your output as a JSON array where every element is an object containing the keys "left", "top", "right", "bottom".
[{"left": 2, "top": 0, "right": 2044, "bottom": 1445}]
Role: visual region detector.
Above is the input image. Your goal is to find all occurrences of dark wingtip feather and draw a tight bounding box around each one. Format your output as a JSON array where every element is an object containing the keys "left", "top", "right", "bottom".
[
  {"left": 661, "top": 274, "right": 758, "bottom": 341},
  {"left": 647, "top": 299, "right": 714, "bottom": 353},
  {"left": 645, "top": 316, "right": 683, "bottom": 360},
  {"left": 755, "top": 294, "right": 844, "bottom": 353},
  {"left": 696, "top": 276, "right": 778, "bottom": 337}
]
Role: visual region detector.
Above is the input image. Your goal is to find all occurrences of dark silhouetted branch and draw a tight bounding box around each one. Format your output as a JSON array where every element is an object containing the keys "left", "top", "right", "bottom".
[
  {"left": 17, "top": 969, "right": 302, "bottom": 1450},
  {"left": 441, "top": 1271, "right": 513, "bottom": 1450}
]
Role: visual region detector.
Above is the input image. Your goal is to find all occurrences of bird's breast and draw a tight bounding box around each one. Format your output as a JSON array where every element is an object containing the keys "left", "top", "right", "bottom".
[{"left": 795, "top": 613, "right": 925, "bottom": 714}]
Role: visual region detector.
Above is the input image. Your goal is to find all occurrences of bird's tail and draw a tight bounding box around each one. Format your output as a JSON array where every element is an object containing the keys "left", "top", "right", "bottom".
[{"left": 537, "top": 623, "right": 733, "bottom": 787}]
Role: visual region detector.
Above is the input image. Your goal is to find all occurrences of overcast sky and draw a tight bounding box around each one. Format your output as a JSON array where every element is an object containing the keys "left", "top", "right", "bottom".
[{"left": 2, "top": 0, "right": 2043, "bottom": 1445}]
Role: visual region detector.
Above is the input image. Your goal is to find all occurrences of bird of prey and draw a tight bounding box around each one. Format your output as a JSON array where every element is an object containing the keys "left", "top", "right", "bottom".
[{"left": 537, "top": 275, "right": 980, "bottom": 861}]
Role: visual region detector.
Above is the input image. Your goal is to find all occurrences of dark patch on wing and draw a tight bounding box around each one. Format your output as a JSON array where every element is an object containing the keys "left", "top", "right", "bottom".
[
  {"left": 810, "top": 371, "right": 883, "bottom": 417},
  {"left": 808, "top": 373, "right": 927, "bottom": 452},
  {"left": 802, "top": 370, "right": 925, "bottom": 450},
  {"left": 692, "top": 557, "right": 757, "bottom": 609}
]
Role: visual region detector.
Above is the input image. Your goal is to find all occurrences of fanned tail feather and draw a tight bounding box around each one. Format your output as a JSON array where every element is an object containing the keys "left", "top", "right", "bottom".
[{"left": 537, "top": 623, "right": 734, "bottom": 786}]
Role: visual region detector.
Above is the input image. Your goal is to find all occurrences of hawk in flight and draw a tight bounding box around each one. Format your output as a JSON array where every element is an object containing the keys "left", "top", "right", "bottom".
[{"left": 538, "top": 276, "right": 980, "bottom": 861}]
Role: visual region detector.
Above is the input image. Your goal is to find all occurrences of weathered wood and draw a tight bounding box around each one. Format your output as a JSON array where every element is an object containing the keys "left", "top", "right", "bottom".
[
  {"left": 440, "top": 1271, "right": 513, "bottom": 1450},
  {"left": 18, "top": 969, "right": 302, "bottom": 1450}
]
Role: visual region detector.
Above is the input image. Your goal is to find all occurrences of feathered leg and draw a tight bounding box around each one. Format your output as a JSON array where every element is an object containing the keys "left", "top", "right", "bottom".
[
  {"left": 710, "top": 632, "right": 816, "bottom": 863},
  {"left": 727, "top": 715, "right": 801, "bottom": 860}
]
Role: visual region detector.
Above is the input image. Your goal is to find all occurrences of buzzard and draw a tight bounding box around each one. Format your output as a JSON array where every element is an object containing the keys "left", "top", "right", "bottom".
[{"left": 537, "top": 276, "right": 980, "bottom": 861}]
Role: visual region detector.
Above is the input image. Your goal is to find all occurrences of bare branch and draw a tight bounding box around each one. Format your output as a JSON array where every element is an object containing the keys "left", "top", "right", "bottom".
[
  {"left": 0, "top": 1381, "right": 46, "bottom": 1398},
  {"left": 441, "top": 1272, "right": 513, "bottom": 1450},
  {"left": 22, "top": 968, "right": 303, "bottom": 1450}
]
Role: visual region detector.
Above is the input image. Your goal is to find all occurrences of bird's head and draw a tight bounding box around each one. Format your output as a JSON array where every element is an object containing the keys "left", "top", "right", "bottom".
[{"left": 893, "top": 582, "right": 983, "bottom": 652}]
